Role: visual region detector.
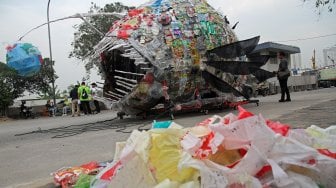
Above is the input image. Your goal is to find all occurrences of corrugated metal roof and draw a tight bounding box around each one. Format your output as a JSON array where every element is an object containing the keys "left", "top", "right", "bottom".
[{"left": 252, "top": 42, "right": 301, "bottom": 54}]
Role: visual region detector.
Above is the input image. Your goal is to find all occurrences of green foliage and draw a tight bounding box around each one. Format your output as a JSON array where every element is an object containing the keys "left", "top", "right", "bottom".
[
  {"left": 0, "top": 58, "right": 59, "bottom": 116},
  {"left": 69, "top": 2, "right": 133, "bottom": 71},
  {"left": 0, "top": 62, "right": 24, "bottom": 116}
]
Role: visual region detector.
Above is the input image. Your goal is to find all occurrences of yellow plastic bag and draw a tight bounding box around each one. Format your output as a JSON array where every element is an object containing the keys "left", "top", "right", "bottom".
[{"left": 149, "top": 129, "right": 198, "bottom": 183}]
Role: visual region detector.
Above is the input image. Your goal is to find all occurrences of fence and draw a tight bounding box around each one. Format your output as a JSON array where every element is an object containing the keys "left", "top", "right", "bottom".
[{"left": 267, "top": 75, "right": 318, "bottom": 95}]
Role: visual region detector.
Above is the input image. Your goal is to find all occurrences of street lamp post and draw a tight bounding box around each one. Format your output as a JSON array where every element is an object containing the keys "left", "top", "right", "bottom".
[{"left": 47, "top": 0, "right": 56, "bottom": 105}]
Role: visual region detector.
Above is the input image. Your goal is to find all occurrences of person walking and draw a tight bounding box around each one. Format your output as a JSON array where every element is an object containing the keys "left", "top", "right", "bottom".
[
  {"left": 78, "top": 81, "right": 92, "bottom": 115},
  {"left": 90, "top": 83, "right": 101, "bottom": 114},
  {"left": 70, "top": 84, "right": 80, "bottom": 117},
  {"left": 276, "top": 52, "right": 291, "bottom": 102}
]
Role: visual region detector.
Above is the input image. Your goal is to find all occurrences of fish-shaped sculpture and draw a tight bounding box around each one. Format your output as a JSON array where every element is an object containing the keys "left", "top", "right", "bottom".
[{"left": 92, "top": 0, "right": 274, "bottom": 115}]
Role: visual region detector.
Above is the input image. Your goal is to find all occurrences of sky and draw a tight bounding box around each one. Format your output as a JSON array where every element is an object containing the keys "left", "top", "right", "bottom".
[{"left": 0, "top": 0, "right": 335, "bottom": 91}]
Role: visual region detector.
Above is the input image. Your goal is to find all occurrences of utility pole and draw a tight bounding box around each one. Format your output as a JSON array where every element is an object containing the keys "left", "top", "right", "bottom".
[
  {"left": 47, "top": 0, "right": 56, "bottom": 105},
  {"left": 312, "top": 49, "right": 316, "bottom": 70}
]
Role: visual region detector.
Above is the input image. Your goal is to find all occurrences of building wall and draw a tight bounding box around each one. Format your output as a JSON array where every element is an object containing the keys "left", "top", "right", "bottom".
[
  {"left": 290, "top": 53, "right": 302, "bottom": 69},
  {"left": 323, "top": 46, "right": 336, "bottom": 67},
  {"left": 260, "top": 51, "right": 295, "bottom": 73}
]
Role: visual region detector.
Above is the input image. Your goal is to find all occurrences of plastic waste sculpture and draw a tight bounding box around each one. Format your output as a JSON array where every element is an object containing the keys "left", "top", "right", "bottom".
[
  {"left": 92, "top": 0, "right": 275, "bottom": 116},
  {"left": 6, "top": 43, "right": 43, "bottom": 77}
]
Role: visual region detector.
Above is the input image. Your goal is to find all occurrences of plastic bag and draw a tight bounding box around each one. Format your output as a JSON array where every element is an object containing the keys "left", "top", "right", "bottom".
[
  {"left": 288, "top": 125, "right": 336, "bottom": 158},
  {"left": 149, "top": 129, "right": 198, "bottom": 183},
  {"left": 237, "top": 106, "right": 254, "bottom": 120},
  {"left": 268, "top": 136, "right": 336, "bottom": 187},
  {"left": 181, "top": 116, "right": 222, "bottom": 159},
  {"left": 178, "top": 151, "right": 262, "bottom": 188},
  {"left": 92, "top": 130, "right": 151, "bottom": 187},
  {"left": 208, "top": 145, "right": 242, "bottom": 167},
  {"left": 152, "top": 120, "right": 172, "bottom": 129},
  {"left": 306, "top": 125, "right": 336, "bottom": 150},
  {"left": 266, "top": 120, "right": 290, "bottom": 136},
  {"left": 317, "top": 149, "right": 336, "bottom": 159},
  {"left": 107, "top": 155, "right": 157, "bottom": 188}
]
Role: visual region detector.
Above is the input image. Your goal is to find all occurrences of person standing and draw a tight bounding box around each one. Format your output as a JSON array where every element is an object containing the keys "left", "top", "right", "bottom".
[
  {"left": 276, "top": 52, "right": 291, "bottom": 102},
  {"left": 78, "top": 82, "right": 92, "bottom": 115},
  {"left": 90, "top": 83, "right": 101, "bottom": 114},
  {"left": 69, "top": 85, "right": 80, "bottom": 117},
  {"left": 62, "top": 96, "right": 71, "bottom": 116}
]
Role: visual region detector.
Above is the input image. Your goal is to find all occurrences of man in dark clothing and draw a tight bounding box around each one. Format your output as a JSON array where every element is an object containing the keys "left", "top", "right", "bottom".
[
  {"left": 276, "top": 52, "right": 291, "bottom": 102},
  {"left": 20, "top": 100, "right": 27, "bottom": 118},
  {"left": 70, "top": 85, "right": 80, "bottom": 117}
]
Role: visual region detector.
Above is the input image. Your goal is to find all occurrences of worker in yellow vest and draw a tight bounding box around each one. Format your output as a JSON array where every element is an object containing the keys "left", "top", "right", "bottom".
[{"left": 78, "top": 81, "right": 92, "bottom": 115}]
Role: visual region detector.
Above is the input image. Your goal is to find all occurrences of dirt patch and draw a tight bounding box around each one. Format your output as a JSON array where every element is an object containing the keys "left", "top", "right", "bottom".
[{"left": 0, "top": 116, "right": 13, "bottom": 123}]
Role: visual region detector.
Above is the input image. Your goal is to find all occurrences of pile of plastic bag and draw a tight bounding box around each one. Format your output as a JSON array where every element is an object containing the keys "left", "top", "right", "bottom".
[{"left": 52, "top": 106, "right": 336, "bottom": 188}]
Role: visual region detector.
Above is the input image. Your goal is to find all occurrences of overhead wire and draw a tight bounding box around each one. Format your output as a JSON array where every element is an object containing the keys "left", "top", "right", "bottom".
[{"left": 275, "top": 33, "right": 336, "bottom": 42}]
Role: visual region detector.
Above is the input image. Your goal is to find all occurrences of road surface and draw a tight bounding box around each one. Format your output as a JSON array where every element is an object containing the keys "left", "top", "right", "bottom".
[{"left": 0, "top": 87, "right": 335, "bottom": 187}]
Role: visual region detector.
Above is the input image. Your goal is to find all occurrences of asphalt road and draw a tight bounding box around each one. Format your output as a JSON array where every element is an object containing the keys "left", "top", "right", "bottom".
[{"left": 0, "top": 87, "right": 335, "bottom": 188}]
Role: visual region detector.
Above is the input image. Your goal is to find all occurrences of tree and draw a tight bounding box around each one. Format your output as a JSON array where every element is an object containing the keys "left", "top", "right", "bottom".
[
  {"left": 35, "top": 58, "right": 59, "bottom": 99},
  {"left": 303, "top": 0, "right": 336, "bottom": 14},
  {"left": 0, "top": 58, "right": 59, "bottom": 116},
  {"left": 69, "top": 2, "right": 133, "bottom": 72},
  {"left": 0, "top": 62, "right": 25, "bottom": 116}
]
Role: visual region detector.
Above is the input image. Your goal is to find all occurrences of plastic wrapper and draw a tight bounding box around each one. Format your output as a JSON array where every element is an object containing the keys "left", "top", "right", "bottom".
[{"left": 52, "top": 161, "right": 99, "bottom": 188}]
